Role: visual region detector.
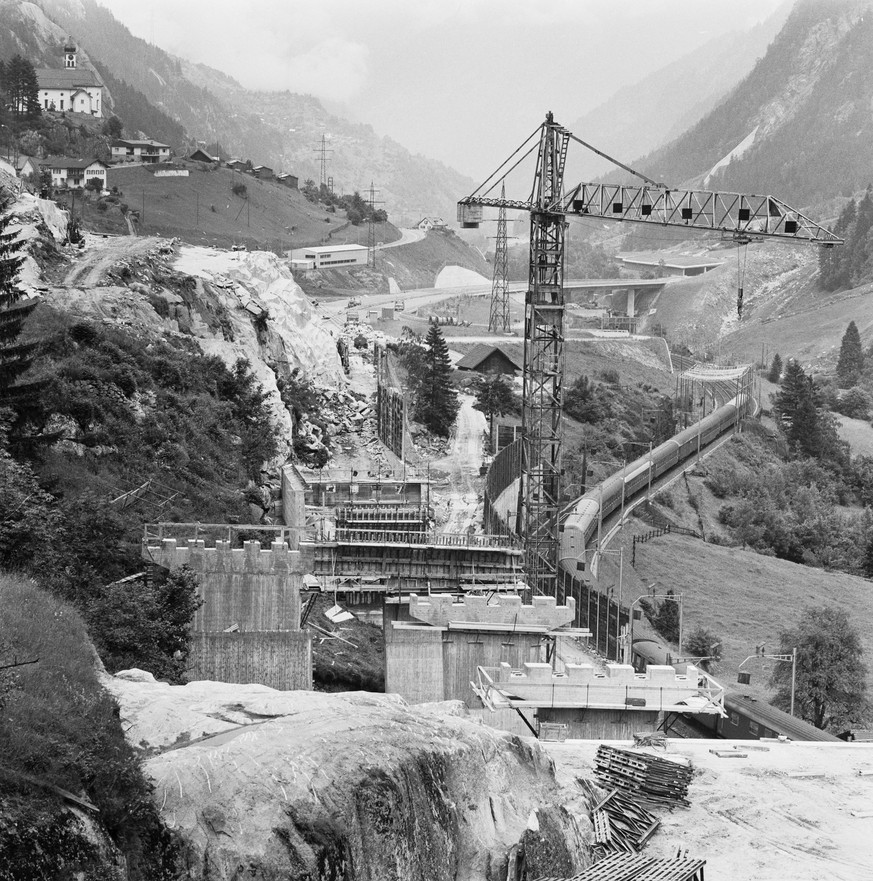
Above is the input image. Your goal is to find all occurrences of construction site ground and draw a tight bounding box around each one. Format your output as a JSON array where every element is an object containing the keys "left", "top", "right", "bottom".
[{"left": 546, "top": 738, "right": 873, "bottom": 881}]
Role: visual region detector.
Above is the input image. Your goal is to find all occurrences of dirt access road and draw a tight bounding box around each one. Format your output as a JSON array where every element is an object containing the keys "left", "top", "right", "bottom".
[
  {"left": 432, "top": 394, "right": 487, "bottom": 534},
  {"left": 63, "top": 235, "right": 164, "bottom": 287}
]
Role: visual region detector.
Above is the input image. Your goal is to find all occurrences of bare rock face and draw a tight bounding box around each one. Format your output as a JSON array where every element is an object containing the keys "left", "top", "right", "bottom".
[{"left": 107, "top": 672, "right": 588, "bottom": 880}]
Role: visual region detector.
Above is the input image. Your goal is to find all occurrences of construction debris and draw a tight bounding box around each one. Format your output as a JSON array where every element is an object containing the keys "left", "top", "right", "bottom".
[
  {"left": 593, "top": 745, "right": 693, "bottom": 808},
  {"left": 588, "top": 788, "right": 660, "bottom": 857},
  {"left": 533, "top": 852, "right": 705, "bottom": 881}
]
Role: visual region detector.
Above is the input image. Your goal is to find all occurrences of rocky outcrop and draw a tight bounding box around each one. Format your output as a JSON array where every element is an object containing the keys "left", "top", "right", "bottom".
[{"left": 107, "top": 671, "right": 590, "bottom": 880}]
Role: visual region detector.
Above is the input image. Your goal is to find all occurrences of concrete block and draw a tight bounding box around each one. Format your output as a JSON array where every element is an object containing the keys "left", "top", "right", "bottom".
[
  {"left": 531, "top": 596, "right": 557, "bottom": 608},
  {"left": 523, "top": 662, "right": 554, "bottom": 681},
  {"left": 497, "top": 595, "right": 522, "bottom": 608},
  {"left": 647, "top": 665, "right": 678, "bottom": 683},
  {"left": 464, "top": 595, "right": 487, "bottom": 608},
  {"left": 161, "top": 538, "right": 178, "bottom": 551},
  {"left": 565, "top": 664, "right": 596, "bottom": 683},
  {"left": 605, "top": 664, "right": 636, "bottom": 682}
]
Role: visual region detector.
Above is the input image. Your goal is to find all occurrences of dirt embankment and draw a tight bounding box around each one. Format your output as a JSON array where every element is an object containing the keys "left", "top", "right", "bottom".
[{"left": 378, "top": 228, "right": 490, "bottom": 290}]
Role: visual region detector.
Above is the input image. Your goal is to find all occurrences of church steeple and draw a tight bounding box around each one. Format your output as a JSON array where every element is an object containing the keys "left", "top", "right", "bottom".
[{"left": 64, "top": 39, "right": 77, "bottom": 69}]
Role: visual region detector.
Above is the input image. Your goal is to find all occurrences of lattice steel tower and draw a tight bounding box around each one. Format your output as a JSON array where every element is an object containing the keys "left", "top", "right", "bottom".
[
  {"left": 313, "top": 134, "right": 333, "bottom": 188},
  {"left": 489, "top": 182, "right": 510, "bottom": 333},
  {"left": 364, "top": 181, "right": 383, "bottom": 269}
]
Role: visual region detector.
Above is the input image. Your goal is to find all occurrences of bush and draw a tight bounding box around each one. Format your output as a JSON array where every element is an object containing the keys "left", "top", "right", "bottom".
[
  {"left": 0, "top": 577, "right": 182, "bottom": 877},
  {"left": 231, "top": 182, "right": 247, "bottom": 198},
  {"left": 683, "top": 625, "right": 722, "bottom": 672}
]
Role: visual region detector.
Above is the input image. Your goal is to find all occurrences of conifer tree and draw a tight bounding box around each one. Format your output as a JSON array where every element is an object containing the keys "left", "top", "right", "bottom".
[
  {"left": 767, "top": 353, "right": 782, "bottom": 384},
  {"left": 415, "top": 324, "right": 459, "bottom": 437},
  {"left": 837, "top": 320, "right": 864, "bottom": 387},
  {"left": 0, "top": 192, "right": 37, "bottom": 402}
]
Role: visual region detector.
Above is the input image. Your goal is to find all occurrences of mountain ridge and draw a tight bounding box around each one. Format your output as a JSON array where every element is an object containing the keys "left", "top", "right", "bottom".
[{"left": 18, "top": 0, "right": 474, "bottom": 221}]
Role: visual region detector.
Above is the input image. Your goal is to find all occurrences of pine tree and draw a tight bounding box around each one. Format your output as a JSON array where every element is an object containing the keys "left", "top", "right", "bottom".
[
  {"left": 2, "top": 56, "right": 40, "bottom": 122},
  {"left": 837, "top": 320, "right": 864, "bottom": 387},
  {"left": 0, "top": 192, "right": 38, "bottom": 401},
  {"left": 767, "top": 353, "right": 783, "bottom": 384},
  {"left": 415, "top": 324, "right": 459, "bottom": 437}
]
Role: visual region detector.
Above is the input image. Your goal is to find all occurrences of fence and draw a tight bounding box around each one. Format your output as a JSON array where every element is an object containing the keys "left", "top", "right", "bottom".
[{"left": 374, "top": 345, "right": 406, "bottom": 458}]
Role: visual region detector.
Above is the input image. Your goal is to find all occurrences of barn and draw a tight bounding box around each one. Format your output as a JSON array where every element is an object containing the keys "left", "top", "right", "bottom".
[{"left": 455, "top": 343, "right": 522, "bottom": 376}]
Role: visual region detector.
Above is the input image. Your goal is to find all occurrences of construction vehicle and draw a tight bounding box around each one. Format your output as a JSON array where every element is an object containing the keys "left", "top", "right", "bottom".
[{"left": 458, "top": 112, "right": 842, "bottom": 596}]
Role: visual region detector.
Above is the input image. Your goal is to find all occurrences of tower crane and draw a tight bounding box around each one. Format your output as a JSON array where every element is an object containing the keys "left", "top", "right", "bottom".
[{"left": 458, "top": 112, "right": 843, "bottom": 596}]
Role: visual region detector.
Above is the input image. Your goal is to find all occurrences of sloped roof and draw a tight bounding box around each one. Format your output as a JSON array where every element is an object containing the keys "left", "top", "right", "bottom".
[
  {"left": 42, "top": 156, "right": 106, "bottom": 170},
  {"left": 455, "top": 343, "right": 522, "bottom": 371},
  {"left": 36, "top": 67, "right": 101, "bottom": 89},
  {"left": 111, "top": 139, "right": 170, "bottom": 149}
]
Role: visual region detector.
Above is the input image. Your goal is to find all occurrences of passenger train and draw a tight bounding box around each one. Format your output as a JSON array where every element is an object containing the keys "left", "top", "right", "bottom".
[
  {"left": 630, "top": 638, "right": 839, "bottom": 743},
  {"left": 559, "top": 393, "right": 749, "bottom": 564},
  {"left": 557, "top": 390, "right": 837, "bottom": 742}
]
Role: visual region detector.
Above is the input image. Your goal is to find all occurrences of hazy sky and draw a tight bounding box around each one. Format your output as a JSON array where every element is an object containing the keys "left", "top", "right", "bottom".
[{"left": 99, "top": 0, "right": 786, "bottom": 179}]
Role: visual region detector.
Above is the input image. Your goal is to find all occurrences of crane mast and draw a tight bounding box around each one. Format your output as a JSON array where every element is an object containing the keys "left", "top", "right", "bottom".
[
  {"left": 458, "top": 112, "right": 842, "bottom": 597},
  {"left": 517, "top": 114, "right": 570, "bottom": 594}
]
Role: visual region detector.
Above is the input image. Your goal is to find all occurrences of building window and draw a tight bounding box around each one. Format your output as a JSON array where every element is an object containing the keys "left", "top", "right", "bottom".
[
  {"left": 729, "top": 711, "right": 739, "bottom": 727},
  {"left": 748, "top": 721, "right": 759, "bottom": 735}
]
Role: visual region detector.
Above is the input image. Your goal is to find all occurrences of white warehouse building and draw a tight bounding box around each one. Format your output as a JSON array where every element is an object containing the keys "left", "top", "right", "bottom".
[{"left": 290, "top": 244, "right": 368, "bottom": 270}]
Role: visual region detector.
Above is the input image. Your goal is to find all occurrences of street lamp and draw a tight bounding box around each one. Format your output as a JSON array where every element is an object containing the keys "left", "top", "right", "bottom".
[{"left": 738, "top": 645, "right": 798, "bottom": 717}]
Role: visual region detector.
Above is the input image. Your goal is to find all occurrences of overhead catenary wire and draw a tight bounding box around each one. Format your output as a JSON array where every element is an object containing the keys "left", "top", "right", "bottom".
[{"left": 467, "top": 124, "right": 544, "bottom": 201}]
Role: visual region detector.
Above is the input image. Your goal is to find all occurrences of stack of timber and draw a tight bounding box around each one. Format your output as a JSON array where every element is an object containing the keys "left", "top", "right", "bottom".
[
  {"left": 533, "top": 852, "right": 705, "bottom": 881},
  {"left": 588, "top": 788, "right": 661, "bottom": 857},
  {"left": 593, "top": 745, "right": 693, "bottom": 807}
]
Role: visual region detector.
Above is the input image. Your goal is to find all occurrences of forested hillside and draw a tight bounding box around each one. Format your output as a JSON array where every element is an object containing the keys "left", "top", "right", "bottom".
[{"left": 628, "top": 0, "right": 873, "bottom": 207}]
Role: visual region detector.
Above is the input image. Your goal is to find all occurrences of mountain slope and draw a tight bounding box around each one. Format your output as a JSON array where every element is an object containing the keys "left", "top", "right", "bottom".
[
  {"left": 567, "top": 5, "right": 790, "bottom": 180},
  {"left": 0, "top": 0, "right": 187, "bottom": 148},
  {"left": 30, "top": 0, "right": 474, "bottom": 221},
  {"left": 630, "top": 0, "right": 872, "bottom": 206}
]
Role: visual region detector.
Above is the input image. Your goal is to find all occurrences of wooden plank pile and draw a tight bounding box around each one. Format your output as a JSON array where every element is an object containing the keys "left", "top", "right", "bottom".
[
  {"left": 533, "top": 852, "right": 706, "bottom": 881},
  {"left": 590, "top": 788, "right": 660, "bottom": 858},
  {"left": 593, "top": 745, "right": 693, "bottom": 807}
]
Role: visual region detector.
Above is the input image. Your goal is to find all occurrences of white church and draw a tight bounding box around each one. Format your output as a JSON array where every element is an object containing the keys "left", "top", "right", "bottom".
[{"left": 36, "top": 41, "right": 104, "bottom": 117}]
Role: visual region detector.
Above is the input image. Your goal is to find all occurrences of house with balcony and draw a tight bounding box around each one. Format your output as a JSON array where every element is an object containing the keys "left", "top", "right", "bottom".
[
  {"left": 110, "top": 139, "right": 171, "bottom": 164},
  {"left": 43, "top": 157, "right": 107, "bottom": 190}
]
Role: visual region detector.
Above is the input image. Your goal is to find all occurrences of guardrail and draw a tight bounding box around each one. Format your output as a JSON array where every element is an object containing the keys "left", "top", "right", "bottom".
[
  {"left": 330, "top": 527, "right": 519, "bottom": 550},
  {"left": 143, "top": 522, "right": 296, "bottom": 547}
]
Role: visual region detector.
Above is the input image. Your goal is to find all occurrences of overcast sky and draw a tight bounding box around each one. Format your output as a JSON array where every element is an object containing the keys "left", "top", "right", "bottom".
[{"left": 99, "top": 0, "right": 786, "bottom": 180}]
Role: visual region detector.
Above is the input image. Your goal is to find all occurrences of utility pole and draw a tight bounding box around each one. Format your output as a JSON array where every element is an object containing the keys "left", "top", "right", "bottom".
[
  {"left": 313, "top": 133, "right": 333, "bottom": 189},
  {"left": 489, "top": 182, "right": 510, "bottom": 333},
  {"left": 364, "top": 181, "right": 384, "bottom": 269}
]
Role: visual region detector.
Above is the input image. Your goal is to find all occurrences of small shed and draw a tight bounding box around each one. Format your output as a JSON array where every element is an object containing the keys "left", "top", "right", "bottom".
[
  {"left": 276, "top": 173, "right": 299, "bottom": 189},
  {"left": 252, "top": 165, "right": 274, "bottom": 180},
  {"left": 188, "top": 148, "right": 218, "bottom": 163},
  {"left": 455, "top": 343, "right": 522, "bottom": 376}
]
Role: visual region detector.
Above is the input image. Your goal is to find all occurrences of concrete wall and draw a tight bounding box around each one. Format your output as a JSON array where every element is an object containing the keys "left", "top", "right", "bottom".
[
  {"left": 537, "top": 707, "right": 662, "bottom": 740},
  {"left": 408, "top": 593, "right": 575, "bottom": 629},
  {"left": 384, "top": 603, "right": 543, "bottom": 706},
  {"left": 485, "top": 661, "right": 701, "bottom": 710},
  {"left": 280, "top": 464, "right": 307, "bottom": 531},
  {"left": 145, "top": 537, "right": 311, "bottom": 690},
  {"left": 147, "top": 538, "right": 303, "bottom": 632},
  {"left": 189, "top": 631, "right": 312, "bottom": 690}
]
